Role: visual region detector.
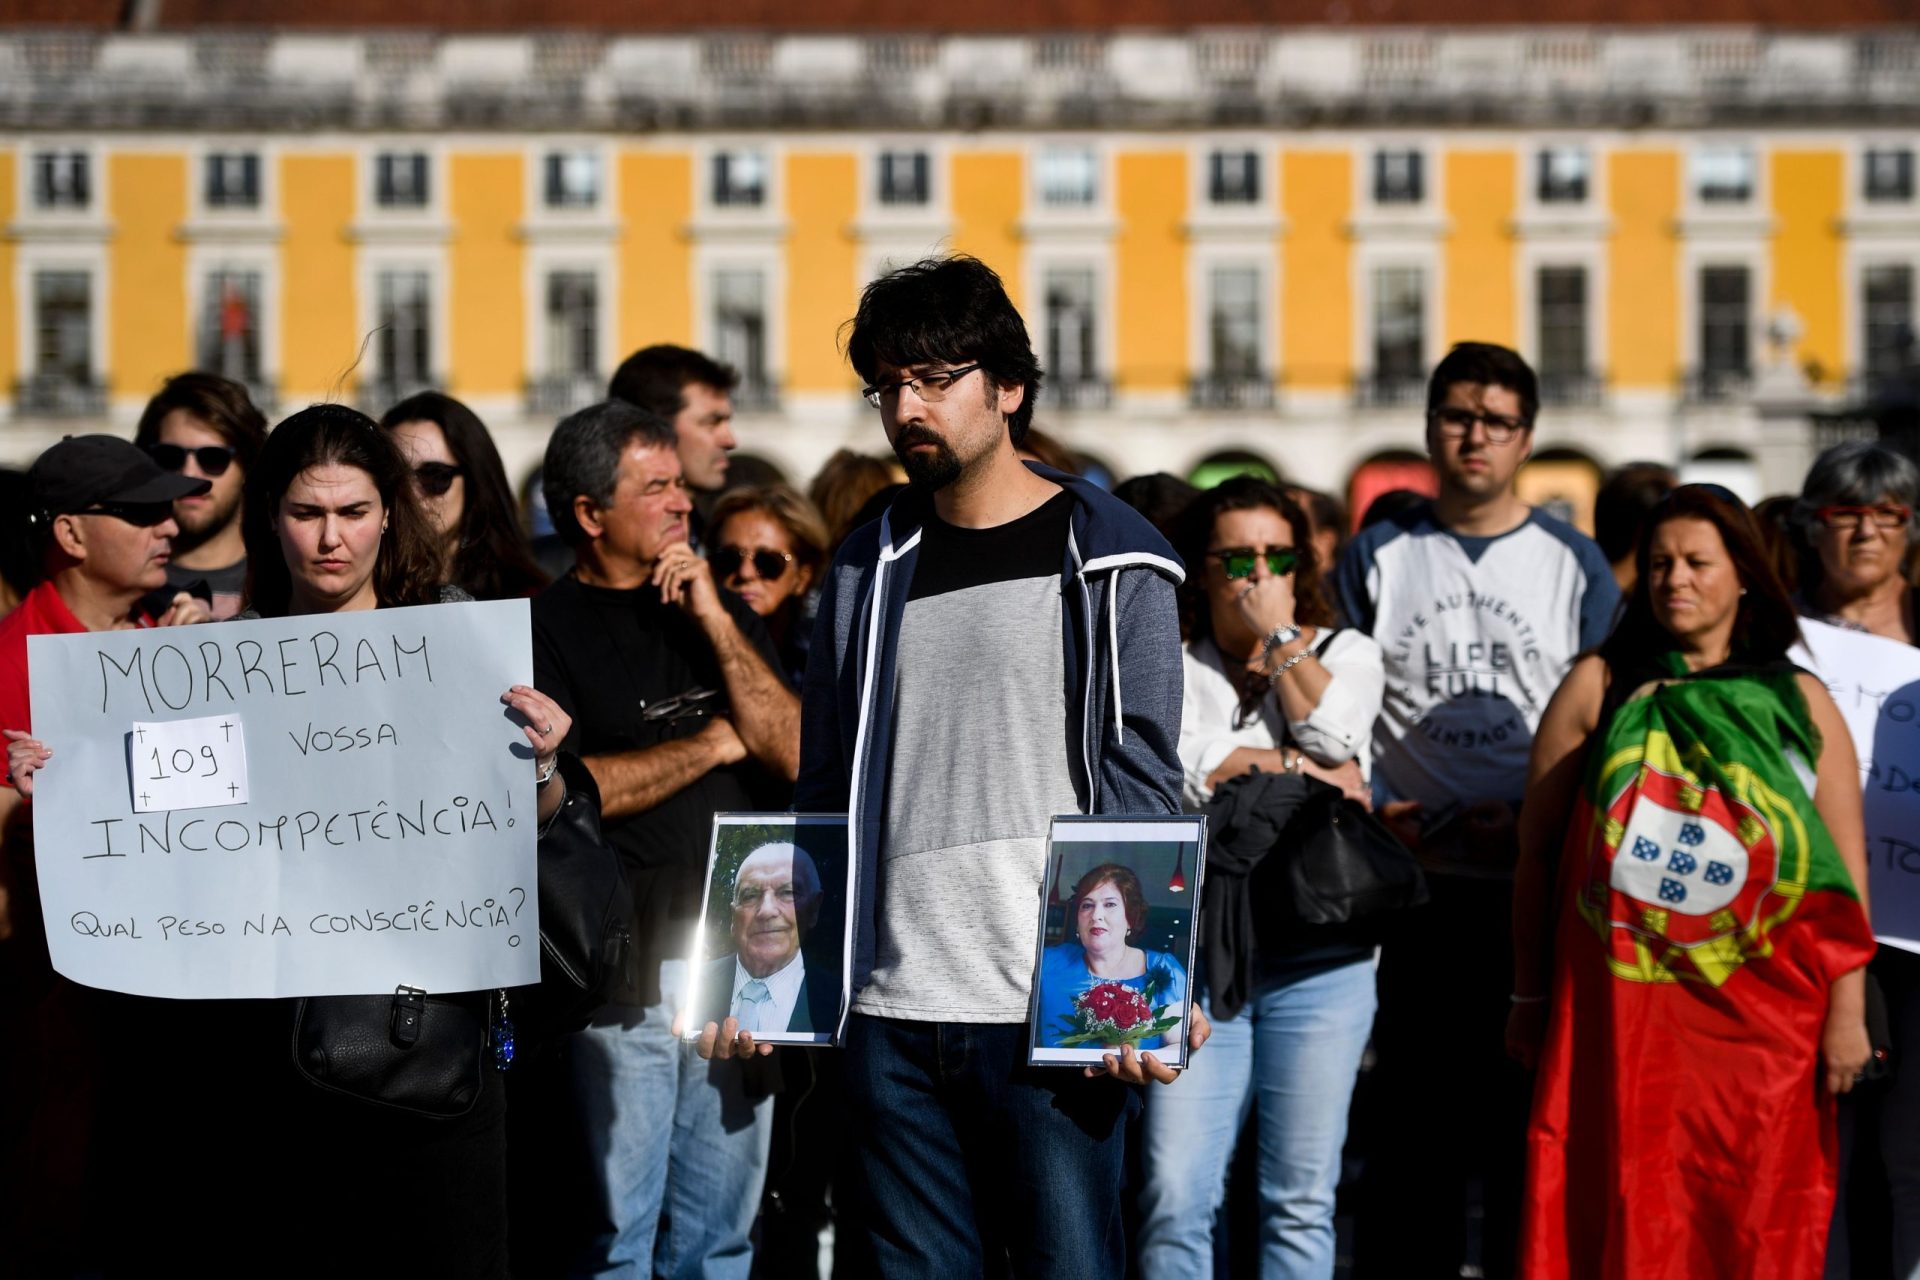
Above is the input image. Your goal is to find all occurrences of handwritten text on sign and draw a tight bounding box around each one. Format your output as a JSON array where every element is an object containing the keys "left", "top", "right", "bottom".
[
  {"left": 1793, "top": 617, "right": 1920, "bottom": 955},
  {"left": 28, "top": 599, "right": 540, "bottom": 998}
]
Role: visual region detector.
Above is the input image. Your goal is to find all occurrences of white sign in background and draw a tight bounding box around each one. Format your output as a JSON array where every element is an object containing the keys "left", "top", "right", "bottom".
[
  {"left": 29, "top": 599, "right": 541, "bottom": 998},
  {"left": 1793, "top": 617, "right": 1920, "bottom": 954}
]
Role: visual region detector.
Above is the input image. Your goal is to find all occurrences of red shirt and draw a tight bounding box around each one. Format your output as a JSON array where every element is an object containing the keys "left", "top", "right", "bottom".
[{"left": 0, "top": 580, "right": 93, "bottom": 740}]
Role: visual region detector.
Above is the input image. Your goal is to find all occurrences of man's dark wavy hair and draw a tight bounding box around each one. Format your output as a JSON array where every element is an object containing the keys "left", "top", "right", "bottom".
[{"left": 842, "top": 256, "right": 1043, "bottom": 445}]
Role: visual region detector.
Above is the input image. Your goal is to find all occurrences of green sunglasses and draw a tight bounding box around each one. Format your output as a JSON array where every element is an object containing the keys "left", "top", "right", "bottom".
[{"left": 1209, "top": 546, "right": 1300, "bottom": 580}]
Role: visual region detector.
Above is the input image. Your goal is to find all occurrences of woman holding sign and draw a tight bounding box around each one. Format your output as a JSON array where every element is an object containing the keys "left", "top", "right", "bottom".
[{"left": 7, "top": 404, "right": 576, "bottom": 1277}]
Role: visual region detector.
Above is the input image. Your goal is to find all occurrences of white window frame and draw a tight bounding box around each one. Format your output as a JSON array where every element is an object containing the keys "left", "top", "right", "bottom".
[
  {"left": 1517, "top": 242, "right": 1607, "bottom": 388},
  {"left": 1185, "top": 137, "right": 1282, "bottom": 240},
  {"left": 523, "top": 245, "right": 616, "bottom": 384},
  {"left": 14, "top": 141, "right": 106, "bottom": 231},
  {"left": 1680, "top": 246, "right": 1767, "bottom": 386},
  {"left": 529, "top": 140, "right": 613, "bottom": 219},
  {"left": 192, "top": 141, "right": 274, "bottom": 221},
  {"left": 1186, "top": 247, "right": 1276, "bottom": 386},
  {"left": 854, "top": 140, "right": 952, "bottom": 258},
  {"left": 1845, "top": 242, "right": 1920, "bottom": 381},
  {"left": 361, "top": 143, "right": 445, "bottom": 222},
  {"left": 692, "top": 243, "right": 784, "bottom": 404},
  {"left": 1025, "top": 249, "right": 1115, "bottom": 399},
  {"left": 186, "top": 243, "right": 280, "bottom": 394},
  {"left": 1364, "top": 141, "right": 1435, "bottom": 212},
  {"left": 1520, "top": 136, "right": 1609, "bottom": 220},
  {"left": 1353, "top": 242, "right": 1441, "bottom": 396},
  {"left": 1028, "top": 140, "right": 1111, "bottom": 220},
  {"left": 699, "top": 141, "right": 780, "bottom": 219},
  {"left": 356, "top": 247, "right": 449, "bottom": 402},
  {"left": 1684, "top": 139, "right": 1765, "bottom": 216}
]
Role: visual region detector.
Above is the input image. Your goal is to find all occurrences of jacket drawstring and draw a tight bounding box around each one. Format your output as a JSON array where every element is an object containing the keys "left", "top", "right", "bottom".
[{"left": 1108, "top": 567, "right": 1124, "bottom": 745}]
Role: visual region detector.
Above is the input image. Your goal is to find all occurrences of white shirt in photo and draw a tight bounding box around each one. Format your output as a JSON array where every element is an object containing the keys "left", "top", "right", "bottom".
[{"left": 729, "top": 951, "right": 806, "bottom": 1033}]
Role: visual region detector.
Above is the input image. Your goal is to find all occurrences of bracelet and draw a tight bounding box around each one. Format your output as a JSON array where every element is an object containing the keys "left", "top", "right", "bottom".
[
  {"left": 1259, "top": 622, "right": 1302, "bottom": 658},
  {"left": 1283, "top": 749, "right": 1303, "bottom": 773},
  {"left": 1268, "top": 648, "right": 1313, "bottom": 678},
  {"left": 1509, "top": 993, "right": 1547, "bottom": 1005},
  {"left": 535, "top": 757, "right": 559, "bottom": 787}
]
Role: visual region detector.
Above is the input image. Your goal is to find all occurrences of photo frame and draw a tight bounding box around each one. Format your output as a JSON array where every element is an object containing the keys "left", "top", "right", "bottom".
[
  {"left": 681, "top": 813, "right": 851, "bottom": 1047},
  {"left": 1027, "top": 815, "right": 1207, "bottom": 1068}
]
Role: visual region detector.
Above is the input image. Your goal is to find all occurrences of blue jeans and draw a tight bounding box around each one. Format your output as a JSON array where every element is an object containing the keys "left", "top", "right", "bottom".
[
  {"left": 840, "top": 1014, "right": 1137, "bottom": 1278},
  {"left": 1137, "top": 958, "right": 1377, "bottom": 1280},
  {"left": 567, "top": 958, "right": 773, "bottom": 1280}
]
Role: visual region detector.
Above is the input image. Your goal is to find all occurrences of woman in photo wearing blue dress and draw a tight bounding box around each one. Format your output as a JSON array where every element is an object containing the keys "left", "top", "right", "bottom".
[{"left": 1037, "top": 863, "right": 1188, "bottom": 1050}]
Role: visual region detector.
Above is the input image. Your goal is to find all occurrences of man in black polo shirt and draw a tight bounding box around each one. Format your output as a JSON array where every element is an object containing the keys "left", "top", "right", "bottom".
[{"left": 532, "top": 400, "right": 799, "bottom": 1278}]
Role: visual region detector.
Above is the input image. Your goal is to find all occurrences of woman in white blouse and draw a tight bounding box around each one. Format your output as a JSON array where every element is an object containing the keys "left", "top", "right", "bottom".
[{"left": 1137, "top": 476, "right": 1386, "bottom": 1280}]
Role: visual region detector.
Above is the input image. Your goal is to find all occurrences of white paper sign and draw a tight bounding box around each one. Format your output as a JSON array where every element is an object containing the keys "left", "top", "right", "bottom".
[
  {"left": 27, "top": 599, "right": 541, "bottom": 998},
  {"left": 1793, "top": 617, "right": 1920, "bottom": 954},
  {"left": 130, "top": 713, "right": 250, "bottom": 811}
]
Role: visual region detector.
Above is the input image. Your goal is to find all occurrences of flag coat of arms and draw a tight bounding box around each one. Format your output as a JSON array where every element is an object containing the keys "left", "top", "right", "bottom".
[{"left": 1521, "top": 664, "right": 1874, "bottom": 1280}]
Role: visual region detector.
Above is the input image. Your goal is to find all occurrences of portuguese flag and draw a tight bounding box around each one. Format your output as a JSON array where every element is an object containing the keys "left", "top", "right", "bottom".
[{"left": 1521, "top": 662, "right": 1874, "bottom": 1280}]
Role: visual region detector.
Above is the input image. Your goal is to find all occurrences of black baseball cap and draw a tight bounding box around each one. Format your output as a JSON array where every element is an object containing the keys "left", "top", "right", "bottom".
[{"left": 29, "top": 434, "right": 210, "bottom": 516}]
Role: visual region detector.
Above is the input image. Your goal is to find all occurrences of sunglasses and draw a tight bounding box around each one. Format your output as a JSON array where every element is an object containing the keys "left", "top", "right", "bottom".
[
  {"left": 1209, "top": 546, "right": 1300, "bottom": 580},
  {"left": 146, "top": 443, "right": 237, "bottom": 476},
  {"left": 76, "top": 502, "right": 175, "bottom": 527},
  {"left": 413, "top": 462, "right": 465, "bottom": 497},
  {"left": 712, "top": 545, "right": 795, "bottom": 582}
]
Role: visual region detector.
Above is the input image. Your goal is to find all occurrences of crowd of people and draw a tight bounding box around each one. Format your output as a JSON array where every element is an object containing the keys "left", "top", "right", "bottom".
[{"left": 0, "top": 252, "right": 1910, "bottom": 1280}]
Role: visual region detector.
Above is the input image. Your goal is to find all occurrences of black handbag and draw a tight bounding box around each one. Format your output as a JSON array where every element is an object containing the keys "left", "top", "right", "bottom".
[
  {"left": 1261, "top": 777, "right": 1429, "bottom": 929},
  {"left": 518, "top": 753, "right": 640, "bottom": 1043},
  {"left": 292, "top": 987, "right": 491, "bottom": 1118}
]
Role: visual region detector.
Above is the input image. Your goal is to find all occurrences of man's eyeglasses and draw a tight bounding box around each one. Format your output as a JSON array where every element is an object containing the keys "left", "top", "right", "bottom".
[
  {"left": 639, "top": 687, "right": 723, "bottom": 725},
  {"left": 146, "top": 443, "right": 237, "bottom": 476},
  {"left": 712, "top": 546, "right": 795, "bottom": 582},
  {"left": 1209, "top": 546, "right": 1300, "bottom": 580},
  {"left": 1429, "top": 406, "right": 1531, "bottom": 444},
  {"left": 861, "top": 363, "right": 984, "bottom": 409},
  {"left": 1816, "top": 503, "right": 1912, "bottom": 532},
  {"left": 75, "top": 502, "right": 174, "bottom": 528},
  {"left": 413, "top": 462, "right": 465, "bottom": 497}
]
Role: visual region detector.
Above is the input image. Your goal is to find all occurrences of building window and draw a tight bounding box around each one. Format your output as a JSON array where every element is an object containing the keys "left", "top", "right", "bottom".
[
  {"left": 1373, "top": 149, "right": 1424, "bottom": 205},
  {"left": 34, "top": 270, "right": 94, "bottom": 386},
  {"left": 32, "top": 151, "right": 90, "bottom": 210},
  {"left": 1864, "top": 264, "right": 1915, "bottom": 379},
  {"left": 1699, "top": 265, "right": 1752, "bottom": 382},
  {"left": 1373, "top": 266, "right": 1426, "bottom": 383},
  {"left": 199, "top": 269, "right": 263, "bottom": 385},
  {"left": 1692, "top": 146, "right": 1755, "bottom": 205},
  {"left": 1036, "top": 147, "right": 1098, "bottom": 209},
  {"left": 204, "top": 152, "right": 260, "bottom": 210},
  {"left": 1207, "top": 150, "right": 1261, "bottom": 206},
  {"left": 712, "top": 150, "right": 768, "bottom": 208},
  {"left": 546, "top": 271, "right": 599, "bottom": 377},
  {"left": 1044, "top": 267, "right": 1100, "bottom": 399},
  {"left": 712, "top": 268, "right": 770, "bottom": 400},
  {"left": 544, "top": 151, "right": 600, "bottom": 210},
  {"left": 1535, "top": 265, "right": 1594, "bottom": 401},
  {"left": 375, "top": 270, "right": 433, "bottom": 395},
  {"left": 1865, "top": 148, "right": 1916, "bottom": 203},
  {"left": 375, "top": 153, "right": 430, "bottom": 209},
  {"left": 878, "top": 150, "right": 930, "bottom": 206},
  {"left": 1208, "top": 267, "right": 1263, "bottom": 378},
  {"left": 1536, "top": 146, "right": 1590, "bottom": 204}
]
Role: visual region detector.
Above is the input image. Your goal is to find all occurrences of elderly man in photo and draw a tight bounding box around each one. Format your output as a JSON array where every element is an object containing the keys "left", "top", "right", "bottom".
[{"left": 704, "top": 841, "right": 834, "bottom": 1035}]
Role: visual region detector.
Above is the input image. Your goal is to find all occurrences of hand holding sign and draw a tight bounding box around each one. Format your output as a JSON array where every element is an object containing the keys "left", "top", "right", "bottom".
[{"left": 3, "top": 729, "right": 50, "bottom": 797}]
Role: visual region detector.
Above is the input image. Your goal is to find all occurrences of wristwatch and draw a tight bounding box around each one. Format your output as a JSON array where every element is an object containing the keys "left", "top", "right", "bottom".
[{"left": 1261, "top": 622, "right": 1303, "bottom": 656}]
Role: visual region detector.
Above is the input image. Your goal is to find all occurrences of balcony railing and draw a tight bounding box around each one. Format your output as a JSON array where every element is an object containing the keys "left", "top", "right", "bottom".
[
  {"left": 1537, "top": 370, "right": 1605, "bottom": 407},
  {"left": 1189, "top": 373, "right": 1278, "bottom": 411},
  {"left": 1679, "top": 367, "right": 1754, "bottom": 405},
  {"left": 731, "top": 376, "right": 782, "bottom": 413},
  {"left": 525, "top": 371, "right": 604, "bottom": 417},
  {"left": 13, "top": 374, "right": 109, "bottom": 418},
  {"left": 1352, "top": 371, "right": 1429, "bottom": 410},
  {"left": 357, "top": 373, "right": 444, "bottom": 417},
  {"left": 1048, "top": 377, "right": 1114, "bottom": 412}
]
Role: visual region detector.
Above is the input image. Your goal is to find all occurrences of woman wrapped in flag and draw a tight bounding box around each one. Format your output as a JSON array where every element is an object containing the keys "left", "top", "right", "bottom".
[{"left": 1507, "top": 484, "right": 1875, "bottom": 1279}]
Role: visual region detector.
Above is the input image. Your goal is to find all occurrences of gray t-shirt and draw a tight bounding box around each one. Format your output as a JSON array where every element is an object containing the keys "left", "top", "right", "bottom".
[{"left": 855, "top": 491, "right": 1081, "bottom": 1023}]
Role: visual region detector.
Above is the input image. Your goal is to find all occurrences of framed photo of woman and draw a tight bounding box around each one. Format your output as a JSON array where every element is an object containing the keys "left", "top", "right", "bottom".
[
  {"left": 1026, "top": 815, "right": 1207, "bottom": 1068},
  {"left": 681, "top": 813, "right": 851, "bottom": 1047}
]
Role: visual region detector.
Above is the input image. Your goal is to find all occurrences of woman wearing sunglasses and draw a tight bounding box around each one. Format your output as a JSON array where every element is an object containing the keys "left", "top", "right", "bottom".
[
  {"left": 380, "top": 391, "right": 548, "bottom": 602},
  {"left": 1136, "top": 476, "right": 1386, "bottom": 1280},
  {"left": 707, "top": 484, "right": 828, "bottom": 685}
]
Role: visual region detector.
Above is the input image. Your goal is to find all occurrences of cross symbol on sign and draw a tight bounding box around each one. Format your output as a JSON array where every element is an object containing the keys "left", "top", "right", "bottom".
[
  {"left": 227, "top": 782, "right": 238, "bottom": 797},
  {"left": 219, "top": 721, "right": 234, "bottom": 742},
  {"left": 138, "top": 791, "right": 150, "bottom": 806},
  {"left": 134, "top": 728, "right": 146, "bottom": 743}
]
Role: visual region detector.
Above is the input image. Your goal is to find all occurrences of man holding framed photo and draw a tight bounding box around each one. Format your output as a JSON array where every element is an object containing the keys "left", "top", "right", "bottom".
[{"left": 698, "top": 255, "right": 1206, "bottom": 1277}]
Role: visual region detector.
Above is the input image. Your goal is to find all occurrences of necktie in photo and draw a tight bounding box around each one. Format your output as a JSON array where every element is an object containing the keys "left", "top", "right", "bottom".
[{"left": 737, "top": 978, "right": 771, "bottom": 1032}]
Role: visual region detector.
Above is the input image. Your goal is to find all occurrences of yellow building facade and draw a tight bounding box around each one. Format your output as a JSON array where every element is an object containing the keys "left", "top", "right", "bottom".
[{"left": 6, "top": 29, "right": 1918, "bottom": 518}]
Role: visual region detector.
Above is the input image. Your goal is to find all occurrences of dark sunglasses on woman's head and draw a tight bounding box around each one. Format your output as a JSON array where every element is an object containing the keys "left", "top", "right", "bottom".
[
  {"left": 712, "top": 545, "right": 794, "bottom": 582},
  {"left": 413, "top": 462, "right": 464, "bottom": 497},
  {"left": 145, "top": 443, "right": 237, "bottom": 476},
  {"left": 1209, "top": 546, "right": 1300, "bottom": 580}
]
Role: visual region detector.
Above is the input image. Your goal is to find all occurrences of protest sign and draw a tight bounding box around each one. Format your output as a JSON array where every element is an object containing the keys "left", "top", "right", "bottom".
[
  {"left": 27, "top": 599, "right": 541, "bottom": 998},
  {"left": 1793, "top": 617, "right": 1920, "bottom": 954}
]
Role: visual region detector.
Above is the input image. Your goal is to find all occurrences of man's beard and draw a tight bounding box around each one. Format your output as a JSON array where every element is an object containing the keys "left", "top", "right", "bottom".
[
  {"left": 892, "top": 426, "right": 963, "bottom": 490},
  {"left": 172, "top": 488, "right": 242, "bottom": 555}
]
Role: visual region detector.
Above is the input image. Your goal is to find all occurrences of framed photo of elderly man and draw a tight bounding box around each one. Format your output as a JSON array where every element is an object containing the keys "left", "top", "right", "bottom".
[
  {"left": 681, "top": 814, "right": 850, "bottom": 1047},
  {"left": 1027, "top": 815, "right": 1207, "bottom": 1069}
]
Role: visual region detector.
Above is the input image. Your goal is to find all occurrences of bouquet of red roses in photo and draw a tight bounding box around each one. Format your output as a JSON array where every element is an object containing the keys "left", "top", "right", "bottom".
[{"left": 1054, "top": 975, "right": 1182, "bottom": 1049}]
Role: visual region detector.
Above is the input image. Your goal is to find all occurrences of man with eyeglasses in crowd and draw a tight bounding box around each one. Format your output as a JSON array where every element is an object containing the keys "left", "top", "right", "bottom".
[
  {"left": 1333, "top": 342, "right": 1618, "bottom": 1280},
  {"left": 609, "top": 344, "right": 740, "bottom": 551},
  {"left": 0, "top": 435, "right": 211, "bottom": 1266},
  {"left": 529, "top": 400, "right": 798, "bottom": 1279},
  {"left": 132, "top": 372, "right": 269, "bottom": 620},
  {"left": 698, "top": 256, "right": 1204, "bottom": 1277}
]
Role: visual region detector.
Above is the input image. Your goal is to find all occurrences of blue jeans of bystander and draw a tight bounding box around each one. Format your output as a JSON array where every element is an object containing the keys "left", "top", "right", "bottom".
[
  {"left": 1136, "top": 958, "right": 1377, "bottom": 1280},
  {"left": 567, "top": 958, "right": 774, "bottom": 1280}
]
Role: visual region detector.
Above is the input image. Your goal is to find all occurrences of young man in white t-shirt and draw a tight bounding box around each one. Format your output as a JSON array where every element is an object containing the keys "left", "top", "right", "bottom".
[{"left": 1335, "top": 342, "right": 1618, "bottom": 1280}]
